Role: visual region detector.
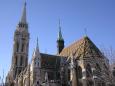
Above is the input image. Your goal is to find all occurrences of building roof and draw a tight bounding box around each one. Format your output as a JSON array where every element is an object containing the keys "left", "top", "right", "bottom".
[
  {"left": 59, "top": 36, "right": 103, "bottom": 59},
  {"left": 40, "top": 53, "right": 62, "bottom": 69}
]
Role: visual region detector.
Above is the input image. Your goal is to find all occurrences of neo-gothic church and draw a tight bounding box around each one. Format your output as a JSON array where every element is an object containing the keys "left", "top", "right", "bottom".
[{"left": 5, "top": 2, "right": 111, "bottom": 86}]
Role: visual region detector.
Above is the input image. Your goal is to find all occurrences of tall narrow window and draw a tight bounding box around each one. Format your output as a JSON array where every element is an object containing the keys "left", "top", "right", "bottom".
[
  {"left": 86, "top": 64, "right": 92, "bottom": 77},
  {"left": 17, "top": 42, "right": 19, "bottom": 52},
  {"left": 21, "top": 43, "right": 24, "bottom": 52},
  {"left": 20, "top": 56, "right": 23, "bottom": 66}
]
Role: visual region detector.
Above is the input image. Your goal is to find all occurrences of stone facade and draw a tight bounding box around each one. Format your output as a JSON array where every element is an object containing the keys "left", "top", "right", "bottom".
[{"left": 5, "top": 2, "right": 112, "bottom": 86}]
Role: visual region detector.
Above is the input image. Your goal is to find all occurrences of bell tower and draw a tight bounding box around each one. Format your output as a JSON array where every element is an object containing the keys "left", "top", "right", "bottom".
[
  {"left": 57, "top": 20, "right": 64, "bottom": 54},
  {"left": 11, "top": 2, "right": 29, "bottom": 79}
]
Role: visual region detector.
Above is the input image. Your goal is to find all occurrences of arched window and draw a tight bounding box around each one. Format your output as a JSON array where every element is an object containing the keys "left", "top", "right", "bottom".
[
  {"left": 78, "top": 66, "right": 82, "bottom": 79},
  {"left": 86, "top": 64, "right": 92, "bottom": 77},
  {"left": 17, "top": 42, "right": 19, "bottom": 52}
]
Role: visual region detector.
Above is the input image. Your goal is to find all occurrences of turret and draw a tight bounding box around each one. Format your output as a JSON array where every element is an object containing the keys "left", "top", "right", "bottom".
[
  {"left": 32, "top": 38, "right": 41, "bottom": 68},
  {"left": 31, "top": 38, "right": 41, "bottom": 86}
]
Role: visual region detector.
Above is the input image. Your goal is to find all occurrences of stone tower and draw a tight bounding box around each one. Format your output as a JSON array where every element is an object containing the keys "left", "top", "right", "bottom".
[
  {"left": 11, "top": 2, "right": 29, "bottom": 79},
  {"left": 57, "top": 20, "right": 64, "bottom": 54}
]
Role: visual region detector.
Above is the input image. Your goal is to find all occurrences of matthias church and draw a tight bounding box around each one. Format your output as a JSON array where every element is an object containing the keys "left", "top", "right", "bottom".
[{"left": 5, "top": 2, "right": 114, "bottom": 86}]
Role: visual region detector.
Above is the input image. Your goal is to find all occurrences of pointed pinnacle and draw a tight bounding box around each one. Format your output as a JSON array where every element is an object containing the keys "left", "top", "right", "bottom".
[
  {"left": 58, "top": 20, "right": 63, "bottom": 40},
  {"left": 37, "top": 37, "right": 39, "bottom": 48},
  {"left": 20, "top": 1, "right": 27, "bottom": 23}
]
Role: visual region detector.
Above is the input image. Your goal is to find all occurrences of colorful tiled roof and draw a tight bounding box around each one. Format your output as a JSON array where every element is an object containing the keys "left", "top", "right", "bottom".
[{"left": 59, "top": 36, "right": 103, "bottom": 59}]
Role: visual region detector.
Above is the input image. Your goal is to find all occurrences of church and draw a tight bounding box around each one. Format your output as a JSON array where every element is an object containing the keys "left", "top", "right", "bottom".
[{"left": 5, "top": 2, "right": 112, "bottom": 86}]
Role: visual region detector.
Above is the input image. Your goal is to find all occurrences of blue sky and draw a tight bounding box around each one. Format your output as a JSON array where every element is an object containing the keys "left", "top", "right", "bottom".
[{"left": 0, "top": 0, "right": 115, "bottom": 82}]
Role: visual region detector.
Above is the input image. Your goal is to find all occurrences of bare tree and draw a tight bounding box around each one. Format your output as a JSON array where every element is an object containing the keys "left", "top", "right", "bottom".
[{"left": 100, "top": 46, "right": 115, "bottom": 65}]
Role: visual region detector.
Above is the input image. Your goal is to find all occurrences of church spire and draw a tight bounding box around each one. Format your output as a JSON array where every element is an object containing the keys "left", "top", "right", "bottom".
[
  {"left": 58, "top": 19, "right": 63, "bottom": 40},
  {"left": 32, "top": 37, "right": 41, "bottom": 68},
  {"left": 17, "top": 1, "right": 28, "bottom": 30},
  {"left": 35, "top": 37, "right": 39, "bottom": 54},
  {"left": 20, "top": 1, "right": 27, "bottom": 24},
  {"left": 32, "top": 37, "right": 40, "bottom": 60},
  {"left": 36, "top": 37, "right": 39, "bottom": 49},
  {"left": 57, "top": 19, "right": 64, "bottom": 54}
]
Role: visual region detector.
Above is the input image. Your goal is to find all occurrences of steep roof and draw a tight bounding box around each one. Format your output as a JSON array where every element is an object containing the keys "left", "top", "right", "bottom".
[
  {"left": 40, "top": 53, "right": 62, "bottom": 69},
  {"left": 59, "top": 36, "right": 103, "bottom": 59}
]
